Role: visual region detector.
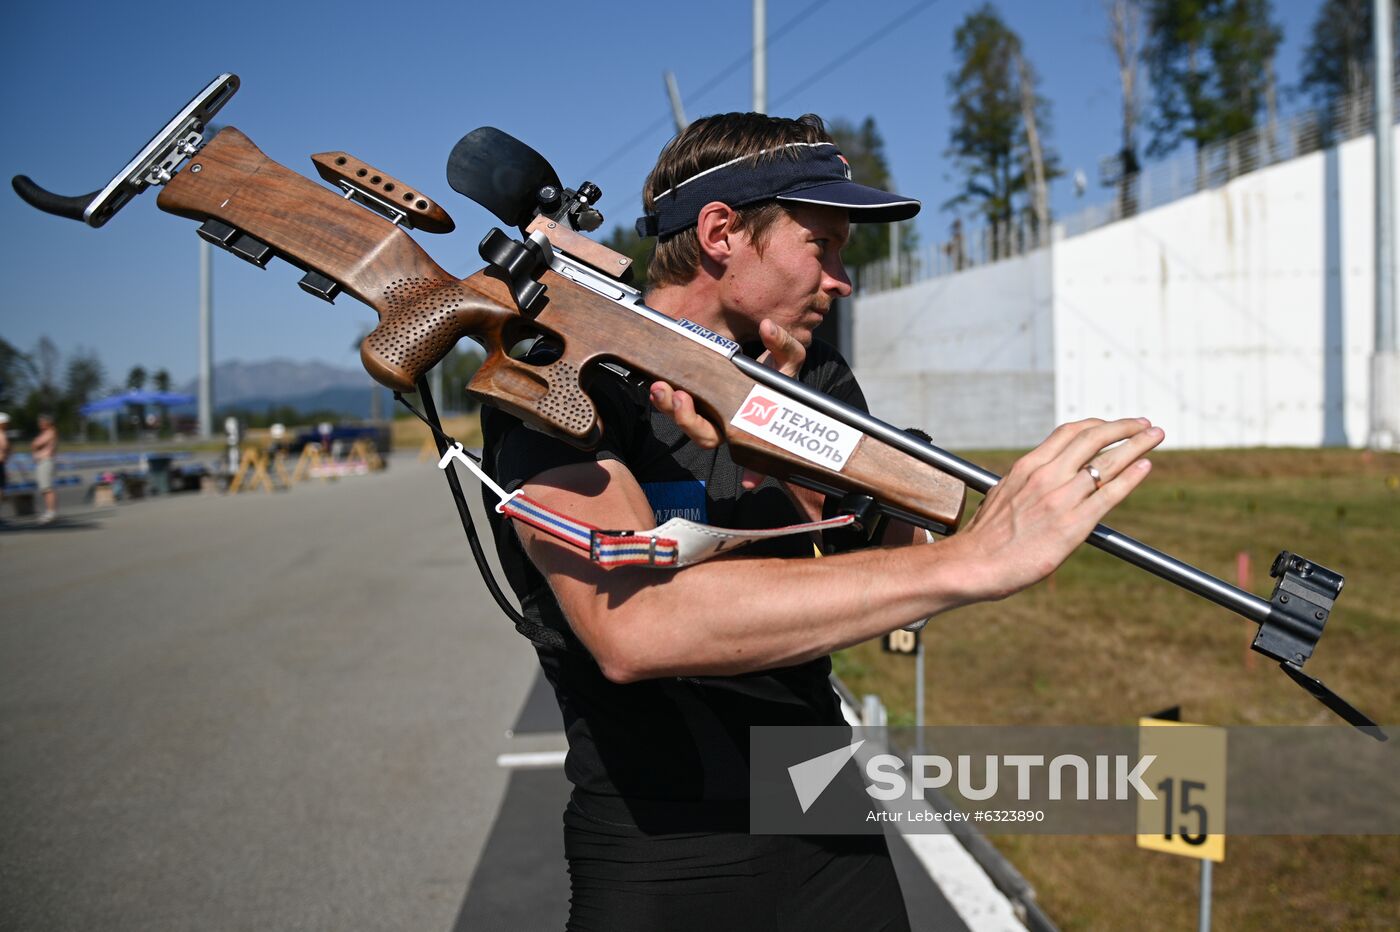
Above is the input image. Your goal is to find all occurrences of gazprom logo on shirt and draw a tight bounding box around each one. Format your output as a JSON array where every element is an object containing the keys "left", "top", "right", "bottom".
[
  {"left": 642, "top": 479, "right": 708, "bottom": 523},
  {"left": 729, "top": 385, "right": 863, "bottom": 470}
]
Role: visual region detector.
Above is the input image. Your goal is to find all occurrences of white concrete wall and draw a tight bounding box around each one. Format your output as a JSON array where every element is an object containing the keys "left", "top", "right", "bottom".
[
  {"left": 1053, "top": 129, "right": 1386, "bottom": 448},
  {"left": 852, "top": 250, "right": 1055, "bottom": 449},
  {"left": 853, "top": 128, "right": 1394, "bottom": 449}
]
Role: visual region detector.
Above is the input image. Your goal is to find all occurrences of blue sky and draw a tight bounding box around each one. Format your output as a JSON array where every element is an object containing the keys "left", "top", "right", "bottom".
[{"left": 0, "top": 0, "right": 1319, "bottom": 389}]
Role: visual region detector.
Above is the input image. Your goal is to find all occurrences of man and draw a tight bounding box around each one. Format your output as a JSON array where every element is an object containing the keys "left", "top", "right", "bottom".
[
  {"left": 481, "top": 112, "right": 1161, "bottom": 931},
  {"left": 0, "top": 412, "right": 10, "bottom": 518},
  {"left": 33, "top": 413, "right": 58, "bottom": 524}
]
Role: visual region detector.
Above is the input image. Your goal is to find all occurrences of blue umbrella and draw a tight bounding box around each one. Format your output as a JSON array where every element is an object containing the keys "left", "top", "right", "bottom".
[{"left": 80, "top": 390, "right": 195, "bottom": 415}]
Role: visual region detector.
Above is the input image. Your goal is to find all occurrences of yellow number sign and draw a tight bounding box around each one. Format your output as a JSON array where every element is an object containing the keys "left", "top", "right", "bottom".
[
  {"left": 1136, "top": 718, "right": 1226, "bottom": 862},
  {"left": 882, "top": 628, "right": 919, "bottom": 655}
]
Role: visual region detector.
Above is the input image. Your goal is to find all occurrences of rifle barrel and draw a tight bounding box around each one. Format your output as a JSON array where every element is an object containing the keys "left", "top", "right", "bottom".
[{"left": 730, "top": 353, "right": 1274, "bottom": 626}]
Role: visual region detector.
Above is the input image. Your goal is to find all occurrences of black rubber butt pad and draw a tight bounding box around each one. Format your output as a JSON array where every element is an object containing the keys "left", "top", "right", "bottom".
[{"left": 12, "top": 175, "right": 95, "bottom": 223}]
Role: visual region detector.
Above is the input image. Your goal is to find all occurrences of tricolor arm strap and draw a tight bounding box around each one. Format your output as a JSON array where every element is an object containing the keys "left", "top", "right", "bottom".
[{"left": 439, "top": 442, "right": 856, "bottom": 569}]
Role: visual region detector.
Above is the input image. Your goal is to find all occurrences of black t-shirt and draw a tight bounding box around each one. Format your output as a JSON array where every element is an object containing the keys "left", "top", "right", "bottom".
[{"left": 481, "top": 339, "right": 869, "bottom": 830}]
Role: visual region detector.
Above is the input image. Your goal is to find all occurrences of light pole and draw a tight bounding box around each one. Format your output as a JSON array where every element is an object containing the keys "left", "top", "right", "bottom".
[
  {"left": 665, "top": 71, "right": 688, "bottom": 133},
  {"left": 753, "top": 0, "right": 766, "bottom": 113},
  {"left": 1372, "top": 0, "right": 1399, "bottom": 449}
]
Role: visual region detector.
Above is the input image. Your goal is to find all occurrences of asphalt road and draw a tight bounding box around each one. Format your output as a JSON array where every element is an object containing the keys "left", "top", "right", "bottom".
[
  {"left": 1, "top": 454, "right": 988, "bottom": 932},
  {"left": 1, "top": 454, "right": 541, "bottom": 931}
]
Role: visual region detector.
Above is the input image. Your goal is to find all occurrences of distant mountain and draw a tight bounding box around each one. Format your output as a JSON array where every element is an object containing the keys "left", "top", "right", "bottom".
[
  {"left": 167, "top": 358, "right": 382, "bottom": 419},
  {"left": 178, "top": 358, "right": 371, "bottom": 407},
  {"left": 217, "top": 386, "right": 382, "bottom": 420}
]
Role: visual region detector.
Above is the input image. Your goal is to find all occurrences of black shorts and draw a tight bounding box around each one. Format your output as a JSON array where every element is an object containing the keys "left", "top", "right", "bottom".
[{"left": 563, "top": 800, "right": 911, "bottom": 932}]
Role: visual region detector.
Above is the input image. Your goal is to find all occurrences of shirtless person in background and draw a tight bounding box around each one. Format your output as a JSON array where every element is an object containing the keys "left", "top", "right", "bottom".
[{"left": 32, "top": 414, "right": 58, "bottom": 524}]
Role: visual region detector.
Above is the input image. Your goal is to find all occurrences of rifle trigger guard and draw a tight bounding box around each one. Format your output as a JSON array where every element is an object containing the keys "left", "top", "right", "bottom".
[{"left": 479, "top": 227, "right": 551, "bottom": 315}]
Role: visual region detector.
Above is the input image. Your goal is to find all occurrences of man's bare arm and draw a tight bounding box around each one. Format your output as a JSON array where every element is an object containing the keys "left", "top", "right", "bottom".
[
  {"left": 514, "top": 416, "right": 1162, "bottom": 683},
  {"left": 31, "top": 430, "right": 55, "bottom": 457}
]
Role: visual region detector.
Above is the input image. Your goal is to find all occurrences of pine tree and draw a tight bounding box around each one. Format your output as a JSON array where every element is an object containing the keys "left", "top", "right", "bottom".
[
  {"left": 0, "top": 338, "right": 37, "bottom": 413},
  {"left": 1106, "top": 0, "right": 1146, "bottom": 216},
  {"left": 65, "top": 351, "right": 105, "bottom": 407},
  {"left": 944, "top": 3, "right": 1062, "bottom": 250},
  {"left": 126, "top": 364, "right": 149, "bottom": 430},
  {"left": 1300, "top": 0, "right": 1399, "bottom": 139},
  {"left": 1144, "top": 0, "right": 1282, "bottom": 157},
  {"left": 152, "top": 368, "right": 172, "bottom": 433},
  {"left": 1301, "top": 0, "right": 1377, "bottom": 105},
  {"left": 828, "top": 117, "right": 917, "bottom": 273}
]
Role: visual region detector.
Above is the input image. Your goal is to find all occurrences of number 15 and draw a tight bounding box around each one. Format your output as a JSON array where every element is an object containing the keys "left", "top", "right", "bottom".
[{"left": 1157, "top": 777, "right": 1208, "bottom": 845}]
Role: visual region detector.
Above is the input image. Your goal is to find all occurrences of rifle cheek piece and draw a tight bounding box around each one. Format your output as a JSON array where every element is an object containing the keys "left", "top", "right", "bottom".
[{"left": 311, "top": 151, "right": 455, "bottom": 234}]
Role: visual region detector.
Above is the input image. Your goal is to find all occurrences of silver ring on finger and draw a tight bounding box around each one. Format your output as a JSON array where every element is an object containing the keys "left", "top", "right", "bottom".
[{"left": 1081, "top": 463, "right": 1104, "bottom": 491}]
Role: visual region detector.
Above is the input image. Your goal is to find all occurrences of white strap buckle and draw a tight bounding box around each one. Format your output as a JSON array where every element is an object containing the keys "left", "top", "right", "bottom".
[{"left": 437, "top": 442, "right": 522, "bottom": 512}]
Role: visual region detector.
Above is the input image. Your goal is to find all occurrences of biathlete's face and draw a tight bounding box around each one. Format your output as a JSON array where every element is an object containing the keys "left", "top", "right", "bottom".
[{"left": 722, "top": 203, "right": 852, "bottom": 348}]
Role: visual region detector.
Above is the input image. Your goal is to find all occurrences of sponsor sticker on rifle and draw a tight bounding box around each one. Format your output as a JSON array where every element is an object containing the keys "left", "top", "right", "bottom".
[
  {"left": 729, "top": 386, "right": 863, "bottom": 470},
  {"left": 677, "top": 318, "right": 741, "bottom": 354}
]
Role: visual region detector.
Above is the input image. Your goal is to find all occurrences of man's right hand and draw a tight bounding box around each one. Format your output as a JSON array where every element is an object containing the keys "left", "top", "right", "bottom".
[
  {"left": 948, "top": 417, "right": 1164, "bottom": 602},
  {"left": 647, "top": 318, "right": 802, "bottom": 455},
  {"left": 648, "top": 317, "right": 809, "bottom": 495}
]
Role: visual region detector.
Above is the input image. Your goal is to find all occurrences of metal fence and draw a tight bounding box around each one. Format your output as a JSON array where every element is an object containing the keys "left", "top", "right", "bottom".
[
  {"left": 856, "top": 75, "right": 1400, "bottom": 295},
  {"left": 852, "top": 219, "right": 1051, "bottom": 293}
]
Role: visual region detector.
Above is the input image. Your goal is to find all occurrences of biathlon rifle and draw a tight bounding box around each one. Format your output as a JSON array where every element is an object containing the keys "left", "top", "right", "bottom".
[{"left": 10, "top": 74, "right": 1385, "bottom": 740}]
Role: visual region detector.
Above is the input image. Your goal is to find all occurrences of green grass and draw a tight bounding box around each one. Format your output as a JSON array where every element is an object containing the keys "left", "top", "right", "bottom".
[{"left": 835, "top": 448, "right": 1400, "bottom": 930}]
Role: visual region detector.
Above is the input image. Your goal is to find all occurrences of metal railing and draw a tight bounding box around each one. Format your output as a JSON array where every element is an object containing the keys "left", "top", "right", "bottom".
[
  {"left": 853, "top": 219, "right": 1051, "bottom": 294},
  {"left": 857, "top": 74, "right": 1400, "bottom": 295}
]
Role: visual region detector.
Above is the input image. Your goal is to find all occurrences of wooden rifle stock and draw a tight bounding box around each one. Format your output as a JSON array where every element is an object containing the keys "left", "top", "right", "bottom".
[{"left": 156, "top": 127, "right": 965, "bottom": 528}]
